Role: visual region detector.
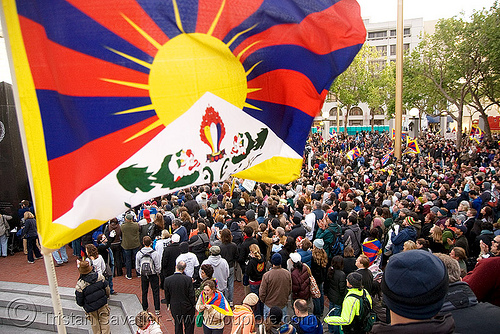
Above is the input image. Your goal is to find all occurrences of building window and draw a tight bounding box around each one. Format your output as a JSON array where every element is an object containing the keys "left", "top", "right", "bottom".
[
  {"left": 370, "top": 60, "right": 386, "bottom": 70},
  {"left": 390, "top": 44, "right": 410, "bottom": 55},
  {"left": 329, "top": 107, "right": 338, "bottom": 117},
  {"left": 390, "top": 44, "right": 396, "bottom": 56},
  {"left": 376, "top": 45, "right": 387, "bottom": 56},
  {"left": 326, "top": 91, "right": 337, "bottom": 102},
  {"left": 349, "top": 120, "right": 363, "bottom": 126},
  {"left": 389, "top": 28, "right": 410, "bottom": 37},
  {"left": 374, "top": 119, "right": 385, "bottom": 125},
  {"left": 368, "top": 31, "right": 387, "bottom": 40},
  {"left": 349, "top": 107, "right": 363, "bottom": 116}
]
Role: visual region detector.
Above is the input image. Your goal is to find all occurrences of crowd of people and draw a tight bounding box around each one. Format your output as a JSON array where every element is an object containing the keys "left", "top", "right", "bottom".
[{"left": 7, "top": 129, "right": 500, "bottom": 333}]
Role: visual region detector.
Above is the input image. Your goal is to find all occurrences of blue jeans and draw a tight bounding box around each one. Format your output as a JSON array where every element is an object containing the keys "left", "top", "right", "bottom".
[
  {"left": 313, "top": 282, "right": 324, "bottom": 317},
  {"left": 71, "top": 238, "right": 81, "bottom": 257},
  {"left": 263, "top": 304, "right": 287, "bottom": 322},
  {"left": 107, "top": 265, "right": 115, "bottom": 293},
  {"left": 0, "top": 234, "right": 8, "bottom": 256},
  {"left": 226, "top": 266, "right": 235, "bottom": 303},
  {"left": 328, "top": 302, "right": 341, "bottom": 334},
  {"left": 123, "top": 247, "right": 139, "bottom": 277},
  {"left": 52, "top": 245, "right": 68, "bottom": 264},
  {"left": 250, "top": 283, "right": 263, "bottom": 318}
]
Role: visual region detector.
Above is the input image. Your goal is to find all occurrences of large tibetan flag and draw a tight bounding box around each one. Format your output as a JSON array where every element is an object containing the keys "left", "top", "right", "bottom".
[
  {"left": 202, "top": 290, "right": 233, "bottom": 316},
  {"left": 2, "top": 0, "right": 365, "bottom": 249},
  {"left": 346, "top": 146, "right": 361, "bottom": 161}
]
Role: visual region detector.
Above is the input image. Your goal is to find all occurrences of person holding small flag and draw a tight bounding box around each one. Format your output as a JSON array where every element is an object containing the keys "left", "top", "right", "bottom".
[{"left": 196, "top": 279, "right": 232, "bottom": 334}]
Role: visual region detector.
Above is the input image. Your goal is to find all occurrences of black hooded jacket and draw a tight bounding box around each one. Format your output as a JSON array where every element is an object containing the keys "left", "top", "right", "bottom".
[{"left": 75, "top": 271, "right": 109, "bottom": 313}]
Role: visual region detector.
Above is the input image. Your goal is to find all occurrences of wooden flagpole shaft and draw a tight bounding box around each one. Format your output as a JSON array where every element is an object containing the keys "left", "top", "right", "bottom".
[
  {"left": 42, "top": 247, "right": 68, "bottom": 334},
  {"left": 394, "top": 0, "right": 404, "bottom": 160}
]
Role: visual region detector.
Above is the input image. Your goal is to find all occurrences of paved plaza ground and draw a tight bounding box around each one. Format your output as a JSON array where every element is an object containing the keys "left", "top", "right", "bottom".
[{"left": 0, "top": 246, "right": 247, "bottom": 333}]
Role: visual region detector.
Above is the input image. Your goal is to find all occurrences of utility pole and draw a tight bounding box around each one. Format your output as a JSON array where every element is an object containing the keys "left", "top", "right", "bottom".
[{"left": 394, "top": 0, "right": 404, "bottom": 160}]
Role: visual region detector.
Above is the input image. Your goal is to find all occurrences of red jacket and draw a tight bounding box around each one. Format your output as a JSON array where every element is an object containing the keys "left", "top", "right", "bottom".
[
  {"left": 463, "top": 256, "right": 500, "bottom": 307},
  {"left": 291, "top": 265, "right": 311, "bottom": 300}
]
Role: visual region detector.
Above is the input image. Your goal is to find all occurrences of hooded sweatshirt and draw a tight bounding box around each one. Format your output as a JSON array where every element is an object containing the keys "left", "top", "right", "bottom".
[
  {"left": 202, "top": 255, "right": 230, "bottom": 291},
  {"left": 343, "top": 224, "right": 362, "bottom": 257},
  {"left": 291, "top": 314, "right": 323, "bottom": 334},
  {"left": 232, "top": 305, "right": 255, "bottom": 334}
]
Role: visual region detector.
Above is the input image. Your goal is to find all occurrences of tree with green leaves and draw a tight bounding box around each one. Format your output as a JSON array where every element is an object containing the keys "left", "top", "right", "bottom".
[
  {"left": 366, "top": 60, "right": 395, "bottom": 132},
  {"left": 417, "top": 16, "right": 477, "bottom": 148},
  {"left": 466, "top": 2, "right": 500, "bottom": 140},
  {"left": 402, "top": 50, "right": 447, "bottom": 135},
  {"left": 330, "top": 45, "right": 379, "bottom": 133}
]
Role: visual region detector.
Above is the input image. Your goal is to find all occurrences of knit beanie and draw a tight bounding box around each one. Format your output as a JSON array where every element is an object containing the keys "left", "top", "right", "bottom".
[
  {"left": 381, "top": 250, "right": 449, "bottom": 320},
  {"left": 243, "top": 293, "right": 259, "bottom": 306},
  {"left": 313, "top": 239, "right": 324, "bottom": 250},
  {"left": 271, "top": 253, "right": 282, "bottom": 266},
  {"left": 269, "top": 306, "right": 283, "bottom": 325},
  {"left": 347, "top": 272, "right": 363, "bottom": 289},
  {"left": 404, "top": 216, "right": 415, "bottom": 226},
  {"left": 179, "top": 242, "right": 189, "bottom": 254},
  {"left": 246, "top": 210, "right": 256, "bottom": 221},
  {"left": 327, "top": 212, "right": 337, "bottom": 224}
]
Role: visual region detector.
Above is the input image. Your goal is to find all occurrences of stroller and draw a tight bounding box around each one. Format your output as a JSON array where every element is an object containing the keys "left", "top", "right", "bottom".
[{"left": 8, "top": 227, "right": 23, "bottom": 255}]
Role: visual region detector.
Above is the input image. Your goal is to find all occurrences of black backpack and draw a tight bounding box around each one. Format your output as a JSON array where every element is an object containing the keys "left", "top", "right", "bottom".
[
  {"left": 347, "top": 290, "right": 376, "bottom": 333},
  {"left": 328, "top": 225, "right": 344, "bottom": 257}
]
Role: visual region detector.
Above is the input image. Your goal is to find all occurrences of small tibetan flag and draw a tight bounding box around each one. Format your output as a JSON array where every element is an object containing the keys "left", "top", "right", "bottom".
[
  {"left": 202, "top": 290, "right": 233, "bottom": 316},
  {"left": 346, "top": 146, "right": 361, "bottom": 161},
  {"left": 362, "top": 239, "right": 382, "bottom": 266},
  {"left": 381, "top": 150, "right": 393, "bottom": 166},
  {"left": 406, "top": 138, "right": 420, "bottom": 154}
]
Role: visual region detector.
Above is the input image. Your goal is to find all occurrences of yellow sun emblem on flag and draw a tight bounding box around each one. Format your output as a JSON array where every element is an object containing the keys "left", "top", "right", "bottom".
[{"left": 100, "top": 0, "right": 261, "bottom": 142}]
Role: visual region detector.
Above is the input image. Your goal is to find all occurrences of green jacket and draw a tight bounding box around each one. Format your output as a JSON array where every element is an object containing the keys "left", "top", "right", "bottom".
[
  {"left": 121, "top": 220, "right": 140, "bottom": 250},
  {"left": 316, "top": 223, "right": 341, "bottom": 258},
  {"left": 324, "top": 288, "right": 372, "bottom": 328}
]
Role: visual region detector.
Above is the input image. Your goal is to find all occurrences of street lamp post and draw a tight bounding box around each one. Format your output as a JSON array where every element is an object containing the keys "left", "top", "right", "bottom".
[{"left": 409, "top": 108, "right": 419, "bottom": 139}]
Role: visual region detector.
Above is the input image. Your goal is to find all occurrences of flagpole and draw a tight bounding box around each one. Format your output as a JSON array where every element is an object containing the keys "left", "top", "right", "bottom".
[
  {"left": 394, "top": 0, "right": 404, "bottom": 160},
  {"left": 337, "top": 106, "right": 340, "bottom": 133},
  {"left": 42, "top": 247, "right": 68, "bottom": 334}
]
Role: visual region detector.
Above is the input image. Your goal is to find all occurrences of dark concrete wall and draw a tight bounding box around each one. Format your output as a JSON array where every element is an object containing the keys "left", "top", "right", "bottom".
[{"left": 0, "top": 81, "right": 31, "bottom": 224}]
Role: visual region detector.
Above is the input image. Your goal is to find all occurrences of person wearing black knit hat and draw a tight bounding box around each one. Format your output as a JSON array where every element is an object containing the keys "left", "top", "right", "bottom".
[
  {"left": 324, "top": 272, "right": 372, "bottom": 333},
  {"left": 371, "top": 250, "right": 455, "bottom": 333}
]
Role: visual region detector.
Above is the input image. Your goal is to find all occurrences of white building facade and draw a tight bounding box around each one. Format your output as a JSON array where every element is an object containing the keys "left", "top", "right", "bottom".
[{"left": 314, "top": 18, "right": 436, "bottom": 135}]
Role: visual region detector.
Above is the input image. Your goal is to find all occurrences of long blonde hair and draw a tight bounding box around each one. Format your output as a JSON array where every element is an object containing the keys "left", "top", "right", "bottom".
[
  {"left": 431, "top": 225, "right": 443, "bottom": 244},
  {"left": 249, "top": 244, "right": 261, "bottom": 260},
  {"left": 312, "top": 247, "right": 328, "bottom": 268}
]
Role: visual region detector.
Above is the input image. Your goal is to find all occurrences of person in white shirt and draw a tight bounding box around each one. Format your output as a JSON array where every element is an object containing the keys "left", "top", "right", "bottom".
[
  {"left": 176, "top": 242, "right": 199, "bottom": 279},
  {"left": 303, "top": 204, "right": 316, "bottom": 240},
  {"left": 154, "top": 229, "right": 171, "bottom": 261},
  {"left": 85, "top": 244, "right": 106, "bottom": 275}
]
